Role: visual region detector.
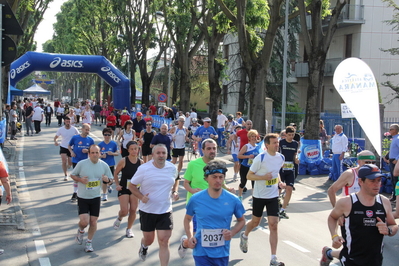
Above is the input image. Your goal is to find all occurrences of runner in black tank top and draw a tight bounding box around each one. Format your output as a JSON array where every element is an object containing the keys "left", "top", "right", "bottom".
[
  {"left": 119, "top": 156, "right": 141, "bottom": 195},
  {"left": 112, "top": 141, "right": 143, "bottom": 238},
  {"left": 340, "top": 194, "right": 386, "bottom": 265},
  {"left": 140, "top": 125, "right": 155, "bottom": 162}
]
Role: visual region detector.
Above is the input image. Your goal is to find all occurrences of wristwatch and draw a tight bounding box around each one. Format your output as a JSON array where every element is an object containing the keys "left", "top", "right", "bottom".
[{"left": 388, "top": 227, "right": 392, "bottom": 236}]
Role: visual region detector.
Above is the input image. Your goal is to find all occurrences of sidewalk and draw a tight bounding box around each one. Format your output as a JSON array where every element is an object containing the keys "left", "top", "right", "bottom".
[{"left": 0, "top": 135, "right": 28, "bottom": 265}]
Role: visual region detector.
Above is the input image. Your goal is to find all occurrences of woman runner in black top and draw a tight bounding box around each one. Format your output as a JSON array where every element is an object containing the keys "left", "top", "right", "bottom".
[
  {"left": 139, "top": 122, "right": 156, "bottom": 163},
  {"left": 112, "top": 141, "right": 143, "bottom": 238}
]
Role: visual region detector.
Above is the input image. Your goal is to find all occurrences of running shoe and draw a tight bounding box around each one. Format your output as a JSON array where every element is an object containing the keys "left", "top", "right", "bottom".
[
  {"left": 178, "top": 235, "right": 188, "bottom": 258},
  {"left": 126, "top": 228, "right": 134, "bottom": 238},
  {"left": 64, "top": 176, "right": 68, "bottom": 181},
  {"left": 113, "top": 218, "right": 121, "bottom": 230},
  {"left": 102, "top": 194, "right": 108, "bottom": 201},
  {"left": 139, "top": 245, "right": 148, "bottom": 261},
  {"left": 243, "top": 187, "right": 247, "bottom": 193},
  {"left": 108, "top": 186, "right": 113, "bottom": 194},
  {"left": 84, "top": 241, "right": 94, "bottom": 252},
  {"left": 239, "top": 232, "right": 248, "bottom": 253},
  {"left": 0, "top": 248, "right": 4, "bottom": 255},
  {"left": 279, "top": 210, "right": 289, "bottom": 219},
  {"left": 270, "top": 257, "right": 285, "bottom": 266},
  {"left": 75, "top": 229, "right": 84, "bottom": 245},
  {"left": 71, "top": 192, "right": 78, "bottom": 202},
  {"left": 233, "top": 174, "right": 237, "bottom": 182},
  {"left": 320, "top": 246, "right": 333, "bottom": 266}
]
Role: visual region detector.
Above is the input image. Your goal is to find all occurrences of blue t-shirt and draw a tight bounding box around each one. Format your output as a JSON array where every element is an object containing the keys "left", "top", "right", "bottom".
[
  {"left": 186, "top": 189, "right": 245, "bottom": 258},
  {"left": 151, "top": 133, "right": 173, "bottom": 159},
  {"left": 193, "top": 126, "right": 218, "bottom": 142},
  {"left": 69, "top": 135, "right": 95, "bottom": 164},
  {"left": 98, "top": 140, "right": 118, "bottom": 166}
]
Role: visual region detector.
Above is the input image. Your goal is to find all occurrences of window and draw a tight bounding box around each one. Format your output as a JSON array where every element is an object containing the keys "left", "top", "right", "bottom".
[{"left": 345, "top": 34, "right": 352, "bottom": 58}]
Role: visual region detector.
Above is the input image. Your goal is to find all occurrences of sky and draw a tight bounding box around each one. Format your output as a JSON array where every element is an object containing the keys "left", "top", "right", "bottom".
[{"left": 34, "top": 0, "right": 68, "bottom": 52}]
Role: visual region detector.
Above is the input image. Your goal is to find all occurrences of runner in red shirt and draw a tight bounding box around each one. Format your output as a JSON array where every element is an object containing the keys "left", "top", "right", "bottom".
[
  {"left": 119, "top": 110, "right": 131, "bottom": 128},
  {"left": 106, "top": 112, "right": 117, "bottom": 139}
]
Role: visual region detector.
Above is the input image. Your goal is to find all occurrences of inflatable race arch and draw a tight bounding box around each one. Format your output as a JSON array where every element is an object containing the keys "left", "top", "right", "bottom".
[{"left": 9, "top": 52, "right": 130, "bottom": 109}]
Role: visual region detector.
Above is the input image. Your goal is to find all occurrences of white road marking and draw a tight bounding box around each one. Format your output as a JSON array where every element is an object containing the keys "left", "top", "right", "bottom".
[
  {"left": 283, "top": 240, "right": 310, "bottom": 252},
  {"left": 34, "top": 240, "right": 47, "bottom": 254},
  {"left": 39, "top": 258, "right": 51, "bottom": 266}
]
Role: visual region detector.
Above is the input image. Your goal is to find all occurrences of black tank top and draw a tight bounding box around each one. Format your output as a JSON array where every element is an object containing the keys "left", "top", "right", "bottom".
[
  {"left": 143, "top": 130, "right": 155, "bottom": 148},
  {"left": 120, "top": 157, "right": 141, "bottom": 189},
  {"left": 341, "top": 194, "right": 386, "bottom": 265}
]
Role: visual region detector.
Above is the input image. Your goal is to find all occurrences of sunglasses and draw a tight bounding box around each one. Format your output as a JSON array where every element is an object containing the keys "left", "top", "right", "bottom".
[
  {"left": 103, "top": 134, "right": 111, "bottom": 136},
  {"left": 364, "top": 161, "right": 376, "bottom": 164},
  {"left": 146, "top": 124, "right": 152, "bottom": 126},
  {"left": 205, "top": 121, "right": 211, "bottom": 123}
]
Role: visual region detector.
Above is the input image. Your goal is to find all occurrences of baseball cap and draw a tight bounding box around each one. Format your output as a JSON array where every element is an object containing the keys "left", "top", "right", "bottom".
[
  {"left": 203, "top": 117, "right": 211, "bottom": 122},
  {"left": 358, "top": 164, "right": 384, "bottom": 180},
  {"left": 136, "top": 112, "right": 143, "bottom": 116},
  {"left": 192, "top": 118, "right": 198, "bottom": 123},
  {"left": 122, "top": 110, "right": 127, "bottom": 114},
  {"left": 289, "top": 123, "right": 297, "bottom": 127}
]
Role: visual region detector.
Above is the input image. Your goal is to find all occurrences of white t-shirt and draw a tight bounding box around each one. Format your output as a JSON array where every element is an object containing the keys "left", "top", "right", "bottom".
[
  {"left": 56, "top": 126, "right": 79, "bottom": 148},
  {"left": 217, "top": 114, "right": 228, "bottom": 128},
  {"left": 57, "top": 107, "right": 65, "bottom": 116},
  {"left": 249, "top": 151, "right": 285, "bottom": 199},
  {"left": 32, "top": 107, "right": 44, "bottom": 121},
  {"left": 131, "top": 160, "right": 177, "bottom": 214},
  {"left": 190, "top": 112, "right": 197, "bottom": 120},
  {"left": 74, "top": 107, "right": 81, "bottom": 116},
  {"left": 172, "top": 126, "right": 187, "bottom": 149}
]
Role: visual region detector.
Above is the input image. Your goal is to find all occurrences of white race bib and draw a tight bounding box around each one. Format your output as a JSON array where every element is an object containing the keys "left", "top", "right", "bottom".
[{"left": 201, "top": 229, "right": 225, "bottom": 247}]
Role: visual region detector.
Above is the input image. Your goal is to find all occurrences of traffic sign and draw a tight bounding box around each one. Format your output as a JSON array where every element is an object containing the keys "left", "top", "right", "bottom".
[
  {"left": 158, "top": 102, "right": 166, "bottom": 107},
  {"left": 158, "top": 93, "right": 167, "bottom": 103}
]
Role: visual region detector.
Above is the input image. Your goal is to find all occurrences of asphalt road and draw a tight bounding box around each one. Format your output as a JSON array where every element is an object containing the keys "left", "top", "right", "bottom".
[{"left": 1, "top": 121, "right": 398, "bottom": 266}]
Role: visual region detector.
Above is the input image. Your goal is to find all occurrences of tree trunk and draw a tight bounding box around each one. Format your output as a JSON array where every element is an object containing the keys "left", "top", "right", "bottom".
[
  {"left": 208, "top": 36, "right": 224, "bottom": 128},
  {"left": 304, "top": 58, "right": 325, "bottom": 139},
  {"left": 179, "top": 55, "right": 191, "bottom": 113},
  {"left": 238, "top": 68, "right": 246, "bottom": 113},
  {"left": 249, "top": 64, "right": 267, "bottom": 134}
]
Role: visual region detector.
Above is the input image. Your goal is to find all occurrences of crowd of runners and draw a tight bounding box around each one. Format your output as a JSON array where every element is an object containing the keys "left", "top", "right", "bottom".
[{"left": 12, "top": 99, "right": 393, "bottom": 266}]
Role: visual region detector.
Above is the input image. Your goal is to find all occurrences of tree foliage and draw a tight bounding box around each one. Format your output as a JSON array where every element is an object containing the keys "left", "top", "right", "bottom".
[{"left": 381, "top": 0, "right": 399, "bottom": 101}]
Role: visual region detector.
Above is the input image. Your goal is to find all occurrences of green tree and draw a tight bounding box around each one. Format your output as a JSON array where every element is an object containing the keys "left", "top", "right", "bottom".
[
  {"left": 161, "top": 0, "right": 205, "bottom": 113},
  {"left": 381, "top": 0, "right": 399, "bottom": 100},
  {"left": 215, "top": 0, "right": 300, "bottom": 133}
]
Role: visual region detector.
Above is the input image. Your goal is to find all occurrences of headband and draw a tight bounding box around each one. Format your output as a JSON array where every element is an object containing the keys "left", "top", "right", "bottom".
[
  {"left": 204, "top": 168, "right": 227, "bottom": 176},
  {"left": 357, "top": 155, "right": 376, "bottom": 160}
]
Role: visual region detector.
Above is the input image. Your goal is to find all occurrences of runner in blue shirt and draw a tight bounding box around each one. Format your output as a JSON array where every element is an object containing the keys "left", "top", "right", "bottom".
[
  {"left": 98, "top": 127, "right": 119, "bottom": 201},
  {"left": 193, "top": 117, "right": 218, "bottom": 156},
  {"left": 181, "top": 160, "right": 245, "bottom": 265},
  {"left": 68, "top": 123, "right": 95, "bottom": 201}
]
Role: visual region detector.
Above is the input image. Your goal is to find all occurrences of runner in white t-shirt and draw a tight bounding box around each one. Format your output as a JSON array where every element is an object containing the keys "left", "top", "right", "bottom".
[
  {"left": 238, "top": 133, "right": 286, "bottom": 266},
  {"left": 129, "top": 144, "right": 179, "bottom": 265},
  {"left": 54, "top": 116, "right": 79, "bottom": 180}
]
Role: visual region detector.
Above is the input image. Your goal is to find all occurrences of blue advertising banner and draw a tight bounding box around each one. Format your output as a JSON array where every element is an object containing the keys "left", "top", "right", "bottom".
[
  {"left": 0, "top": 119, "right": 6, "bottom": 144},
  {"left": 299, "top": 139, "right": 323, "bottom": 164}
]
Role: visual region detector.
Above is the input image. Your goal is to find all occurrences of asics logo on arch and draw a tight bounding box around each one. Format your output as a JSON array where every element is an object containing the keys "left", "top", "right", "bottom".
[
  {"left": 10, "top": 61, "right": 31, "bottom": 79},
  {"left": 50, "top": 57, "right": 84, "bottom": 69},
  {"left": 101, "top": 66, "right": 121, "bottom": 84}
]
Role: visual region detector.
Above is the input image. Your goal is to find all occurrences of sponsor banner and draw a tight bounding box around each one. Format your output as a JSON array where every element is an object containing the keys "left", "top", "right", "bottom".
[
  {"left": 333, "top": 58, "right": 381, "bottom": 156},
  {"left": 9, "top": 52, "right": 131, "bottom": 110},
  {"left": 341, "top": 103, "right": 355, "bottom": 119},
  {"left": 0, "top": 119, "right": 5, "bottom": 145},
  {"left": 299, "top": 139, "right": 323, "bottom": 164}
]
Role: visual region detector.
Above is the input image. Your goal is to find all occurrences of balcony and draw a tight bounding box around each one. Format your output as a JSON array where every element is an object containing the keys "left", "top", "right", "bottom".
[
  {"left": 294, "top": 58, "right": 343, "bottom": 78},
  {"left": 306, "top": 5, "right": 365, "bottom": 29}
]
